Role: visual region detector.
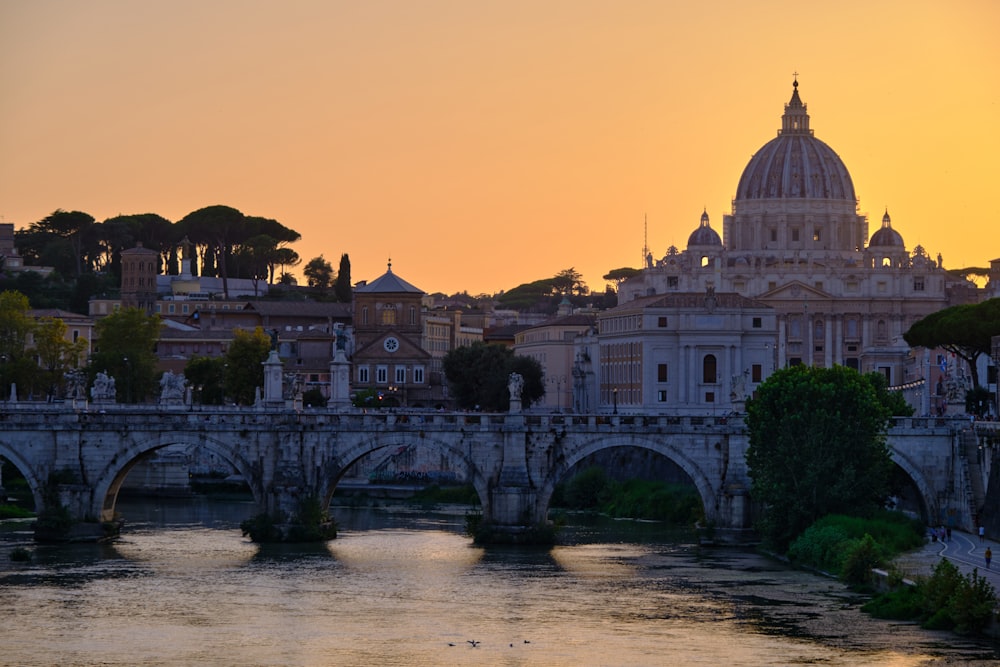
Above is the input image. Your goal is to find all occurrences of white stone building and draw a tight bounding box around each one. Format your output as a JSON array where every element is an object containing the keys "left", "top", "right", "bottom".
[{"left": 611, "top": 78, "right": 982, "bottom": 414}]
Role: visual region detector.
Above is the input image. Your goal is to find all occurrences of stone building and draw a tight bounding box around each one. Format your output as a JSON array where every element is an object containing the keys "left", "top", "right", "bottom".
[{"left": 615, "top": 78, "right": 981, "bottom": 413}]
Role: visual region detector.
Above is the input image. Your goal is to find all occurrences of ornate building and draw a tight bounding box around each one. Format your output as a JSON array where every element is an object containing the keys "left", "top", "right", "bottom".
[
  {"left": 351, "top": 262, "right": 437, "bottom": 407},
  {"left": 612, "top": 78, "right": 979, "bottom": 413}
]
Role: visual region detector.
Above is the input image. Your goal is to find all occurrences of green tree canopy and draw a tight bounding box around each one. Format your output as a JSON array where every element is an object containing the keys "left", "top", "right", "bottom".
[
  {"left": 903, "top": 298, "right": 1000, "bottom": 389},
  {"left": 334, "top": 253, "right": 352, "bottom": 302},
  {"left": 223, "top": 327, "right": 272, "bottom": 405},
  {"left": 303, "top": 255, "right": 334, "bottom": 289},
  {"left": 745, "top": 365, "right": 896, "bottom": 551},
  {"left": 602, "top": 267, "right": 641, "bottom": 291},
  {"left": 442, "top": 342, "right": 544, "bottom": 411},
  {"left": 34, "top": 316, "right": 88, "bottom": 400},
  {"left": 88, "top": 307, "right": 162, "bottom": 403},
  {"left": 184, "top": 356, "right": 226, "bottom": 405}
]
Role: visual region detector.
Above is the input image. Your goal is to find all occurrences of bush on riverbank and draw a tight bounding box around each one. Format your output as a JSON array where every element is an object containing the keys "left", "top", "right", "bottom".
[
  {"left": 0, "top": 504, "right": 34, "bottom": 519},
  {"left": 551, "top": 466, "right": 703, "bottom": 524},
  {"left": 786, "top": 512, "right": 925, "bottom": 583},
  {"left": 863, "top": 558, "right": 997, "bottom": 635},
  {"left": 410, "top": 484, "right": 479, "bottom": 505}
]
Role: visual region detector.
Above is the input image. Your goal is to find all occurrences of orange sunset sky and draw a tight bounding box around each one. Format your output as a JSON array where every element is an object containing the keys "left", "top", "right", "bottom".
[{"left": 1, "top": 1, "right": 998, "bottom": 296}]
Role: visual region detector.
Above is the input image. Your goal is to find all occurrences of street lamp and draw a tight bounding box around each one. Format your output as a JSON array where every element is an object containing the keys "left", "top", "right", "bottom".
[{"left": 612, "top": 387, "right": 618, "bottom": 415}]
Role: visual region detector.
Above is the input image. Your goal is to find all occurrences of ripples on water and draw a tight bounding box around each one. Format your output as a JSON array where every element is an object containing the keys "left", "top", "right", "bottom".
[{"left": 0, "top": 499, "right": 997, "bottom": 667}]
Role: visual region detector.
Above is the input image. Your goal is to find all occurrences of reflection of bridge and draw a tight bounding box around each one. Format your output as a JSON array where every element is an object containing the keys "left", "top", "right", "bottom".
[{"left": 0, "top": 404, "right": 989, "bottom": 541}]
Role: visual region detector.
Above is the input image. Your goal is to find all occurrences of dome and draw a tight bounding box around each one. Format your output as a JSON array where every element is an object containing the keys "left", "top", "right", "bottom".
[
  {"left": 735, "top": 80, "right": 857, "bottom": 202},
  {"left": 687, "top": 209, "right": 722, "bottom": 247},
  {"left": 868, "top": 210, "right": 905, "bottom": 248}
]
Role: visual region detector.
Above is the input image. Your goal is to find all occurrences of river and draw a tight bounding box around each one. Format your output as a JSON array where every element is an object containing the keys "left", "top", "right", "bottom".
[{"left": 0, "top": 497, "right": 997, "bottom": 666}]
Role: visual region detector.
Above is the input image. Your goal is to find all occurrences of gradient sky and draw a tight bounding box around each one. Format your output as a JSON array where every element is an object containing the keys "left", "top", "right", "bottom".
[{"left": 2, "top": 1, "right": 998, "bottom": 296}]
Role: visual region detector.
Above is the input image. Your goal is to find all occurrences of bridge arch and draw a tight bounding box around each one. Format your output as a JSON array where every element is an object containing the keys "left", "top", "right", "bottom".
[
  {"left": 888, "top": 446, "right": 937, "bottom": 523},
  {"left": 324, "top": 432, "right": 493, "bottom": 517},
  {"left": 91, "top": 433, "right": 261, "bottom": 522},
  {"left": 538, "top": 433, "right": 723, "bottom": 525},
  {"left": 0, "top": 442, "right": 45, "bottom": 512}
]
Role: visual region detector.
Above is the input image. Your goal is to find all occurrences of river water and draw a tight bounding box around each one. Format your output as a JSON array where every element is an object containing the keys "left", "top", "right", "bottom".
[{"left": 1, "top": 498, "right": 997, "bottom": 667}]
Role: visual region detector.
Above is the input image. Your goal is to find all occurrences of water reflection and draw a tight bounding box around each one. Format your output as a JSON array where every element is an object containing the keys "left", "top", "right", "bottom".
[{"left": 0, "top": 498, "right": 997, "bottom": 666}]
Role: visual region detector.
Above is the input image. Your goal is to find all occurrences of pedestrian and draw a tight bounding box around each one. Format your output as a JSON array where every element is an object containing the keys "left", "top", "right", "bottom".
[
  {"left": 980, "top": 525, "right": 986, "bottom": 543},
  {"left": 986, "top": 547, "right": 992, "bottom": 570},
  {"left": 946, "top": 526, "right": 952, "bottom": 541}
]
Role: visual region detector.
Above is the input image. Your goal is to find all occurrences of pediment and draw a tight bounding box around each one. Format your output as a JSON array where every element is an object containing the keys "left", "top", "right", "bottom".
[
  {"left": 757, "top": 280, "right": 832, "bottom": 301},
  {"left": 354, "top": 331, "right": 431, "bottom": 361}
]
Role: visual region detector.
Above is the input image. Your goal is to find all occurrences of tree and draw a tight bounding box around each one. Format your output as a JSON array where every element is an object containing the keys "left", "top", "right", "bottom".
[
  {"left": 552, "top": 267, "right": 586, "bottom": 296},
  {"left": 904, "top": 298, "right": 1000, "bottom": 390},
  {"left": 442, "top": 342, "right": 544, "bottom": 411},
  {"left": 33, "top": 317, "right": 87, "bottom": 400},
  {"left": 603, "top": 267, "right": 641, "bottom": 292},
  {"left": 39, "top": 210, "right": 96, "bottom": 276},
  {"left": 0, "top": 290, "right": 37, "bottom": 398},
  {"left": 334, "top": 253, "right": 352, "bottom": 302},
  {"left": 184, "top": 356, "right": 226, "bottom": 405},
  {"left": 88, "top": 308, "right": 161, "bottom": 403},
  {"left": 223, "top": 327, "right": 272, "bottom": 405},
  {"left": 304, "top": 255, "right": 334, "bottom": 289},
  {"left": 745, "top": 365, "right": 895, "bottom": 551},
  {"left": 177, "top": 205, "right": 245, "bottom": 300}
]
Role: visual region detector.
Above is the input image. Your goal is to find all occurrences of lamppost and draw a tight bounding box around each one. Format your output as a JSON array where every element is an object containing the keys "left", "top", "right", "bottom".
[
  {"left": 612, "top": 387, "right": 618, "bottom": 415},
  {"left": 122, "top": 356, "right": 129, "bottom": 403}
]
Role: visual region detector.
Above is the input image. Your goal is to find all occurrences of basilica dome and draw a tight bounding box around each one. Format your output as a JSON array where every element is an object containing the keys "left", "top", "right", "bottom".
[
  {"left": 735, "top": 80, "right": 856, "bottom": 203},
  {"left": 687, "top": 209, "right": 722, "bottom": 247},
  {"left": 868, "top": 210, "right": 905, "bottom": 247}
]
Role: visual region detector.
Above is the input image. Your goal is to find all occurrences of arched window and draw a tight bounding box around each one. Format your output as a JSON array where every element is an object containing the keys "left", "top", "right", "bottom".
[
  {"left": 381, "top": 305, "right": 396, "bottom": 325},
  {"left": 362, "top": 306, "right": 369, "bottom": 325},
  {"left": 877, "top": 320, "right": 888, "bottom": 341},
  {"left": 702, "top": 354, "right": 717, "bottom": 384}
]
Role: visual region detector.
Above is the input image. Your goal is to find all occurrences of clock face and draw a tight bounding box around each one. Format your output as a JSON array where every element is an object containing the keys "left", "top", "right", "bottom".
[{"left": 383, "top": 336, "right": 400, "bottom": 353}]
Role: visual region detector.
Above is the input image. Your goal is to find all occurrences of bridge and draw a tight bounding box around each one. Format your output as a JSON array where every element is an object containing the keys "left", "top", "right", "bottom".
[{"left": 0, "top": 401, "right": 991, "bottom": 543}]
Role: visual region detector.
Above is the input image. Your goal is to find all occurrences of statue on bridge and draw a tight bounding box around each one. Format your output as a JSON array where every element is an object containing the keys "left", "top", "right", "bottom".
[
  {"left": 508, "top": 372, "right": 524, "bottom": 413},
  {"left": 158, "top": 371, "right": 187, "bottom": 405},
  {"left": 90, "top": 371, "right": 116, "bottom": 403}
]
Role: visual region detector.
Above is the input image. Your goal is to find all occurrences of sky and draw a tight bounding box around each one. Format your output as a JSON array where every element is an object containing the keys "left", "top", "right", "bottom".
[{"left": 1, "top": 1, "right": 998, "bottom": 296}]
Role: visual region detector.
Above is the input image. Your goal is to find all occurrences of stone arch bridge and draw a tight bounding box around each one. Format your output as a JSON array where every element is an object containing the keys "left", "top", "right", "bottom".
[{"left": 0, "top": 404, "right": 986, "bottom": 542}]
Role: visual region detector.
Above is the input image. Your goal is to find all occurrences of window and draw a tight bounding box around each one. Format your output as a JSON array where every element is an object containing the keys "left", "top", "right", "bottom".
[
  {"left": 752, "top": 317, "right": 762, "bottom": 329},
  {"left": 770, "top": 228, "right": 777, "bottom": 242},
  {"left": 394, "top": 367, "right": 406, "bottom": 383},
  {"left": 845, "top": 358, "right": 859, "bottom": 370},
  {"left": 788, "top": 357, "right": 802, "bottom": 366},
  {"left": 409, "top": 306, "right": 417, "bottom": 325},
  {"left": 362, "top": 306, "right": 369, "bottom": 325},
  {"left": 752, "top": 364, "right": 762, "bottom": 383},
  {"left": 700, "top": 256, "right": 710, "bottom": 268},
  {"left": 705, "top": 391, "right": 715, "bottom": 403},
  {"left": 657, "top": 363, "right": 668, "bottom": 382},
  {"left": 357, "top": 366, "right": 370, "bottom": 383},
  {"left": 657, "top": 316, "right": 667, "bottom": 328},
  {"left": 657, "top": 390, "right": 667, "bottom": 402},
  {"left": 667, "top": 276, "right": 679, "bottom": 289},
  {"left": 413, "top": 366, "right": 425, "bottom": 384},
  {"left": 381, "top": 306, "right": 396, "bottom": 325},
  {"left": 376, "top": 365, "right": 388, "bottom": 383},
  {"left": 813, "top": 229, "right": 821, "bottom": 242},
  {"left": 702, "top": 354, "right": 717, "bottom": 384},
  {"left": 913, "top": 277, "right": 925, "bottom": 292},
  {"left": 791, "top": 229, "right": 800, "bottom": 242}
]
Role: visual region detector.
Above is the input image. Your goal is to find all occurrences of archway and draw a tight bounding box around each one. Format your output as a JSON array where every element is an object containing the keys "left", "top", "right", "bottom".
[
  {"left": 0, "top": 445, "right": 43, "bottom": 513},
  {"left": 323, "top": 432, "right": 493, "bottom": 521},
  {"left": 91, "top": 435, "right": 262, "bottom": 523},
  {"left": 888, "top": 448, "right": 937, "bottom": 525},
  {"left": 537, "top": 434, "right": 722, "bottom": 528}
]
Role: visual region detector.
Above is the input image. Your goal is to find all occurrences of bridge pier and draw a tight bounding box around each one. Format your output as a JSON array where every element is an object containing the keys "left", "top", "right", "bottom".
[{"left": 477, "top": 414, "right": 552, "bottom": 543}]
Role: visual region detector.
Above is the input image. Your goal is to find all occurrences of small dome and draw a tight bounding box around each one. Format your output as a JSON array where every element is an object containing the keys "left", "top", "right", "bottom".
[
  {"left": 687, "top": 209, "right": 722, "bottom": 247},
  {"left": 868, "top": 210, "right": 905, "bottom": 248},
  {"left": 735, "top": 79, "right": 856, "bottom": 203}
]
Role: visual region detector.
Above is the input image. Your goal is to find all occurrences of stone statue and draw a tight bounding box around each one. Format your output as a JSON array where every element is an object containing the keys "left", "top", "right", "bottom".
[
  {"left": 508, "top": 373, "right": 524, "bottom": 402},
  {"left": 335, "top": 325, "right": 348, "bottom": 351},
  {"left": 159, "top": 371, "right": 187, "bottom": 401},
  {"left": 269, "top": 328, "right": 279, "bottom": 351},
  {"left": 91, "top": 371, "right": 116, "bottom": 401},
  {"left": 730, "top": 371, "right": 747, "bottom": 402}
]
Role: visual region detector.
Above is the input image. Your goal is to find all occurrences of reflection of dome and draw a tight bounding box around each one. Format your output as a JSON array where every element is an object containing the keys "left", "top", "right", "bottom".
[
  {"left": 735, "top": 79, "right": 856, "bottom": 202},
  {"left": 687, "top": 209, "right": 722, "bottom": 247},
  {"left": 868, "top": 210, "right": 905, "bottom": 248}
]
